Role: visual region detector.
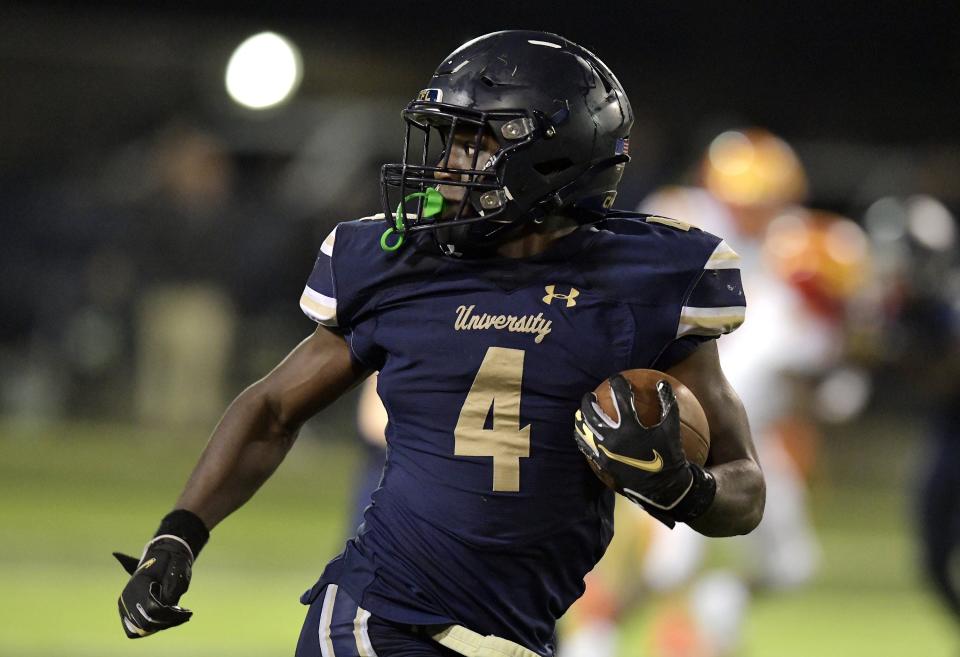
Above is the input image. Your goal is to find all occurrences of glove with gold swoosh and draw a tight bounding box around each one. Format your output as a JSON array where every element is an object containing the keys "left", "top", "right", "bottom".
[
  {"left": 574, "top": 375, "right": 716, "bottom": 528},
  {"left": 113, "top": 509, "right": 208, "bottom": 638}
]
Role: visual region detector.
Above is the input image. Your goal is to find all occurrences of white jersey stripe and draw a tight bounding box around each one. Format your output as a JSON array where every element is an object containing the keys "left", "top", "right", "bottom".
[
  {"left": 303, "top": 286, "right": 337, "bottom": 309},
  {"left": 676, "top": 305, "right": 746, "bottom": 338},
  {"left": 680, "top": 305, "right": 745, "bottom": 319},
  {"left": 320, "top": 225, "right": 338, "bottom": 257},
  {"left": 300, "top": 287, "right": 338, "bottom": 326},
  {"left": 353, "top": 607, "right": 379, "bottom": 657},
  {"left": 318, "top": 584, "right": 338, "bottom": 657},
  {"left": 704, "top": 240, "right": 741, "bottom": 270}
]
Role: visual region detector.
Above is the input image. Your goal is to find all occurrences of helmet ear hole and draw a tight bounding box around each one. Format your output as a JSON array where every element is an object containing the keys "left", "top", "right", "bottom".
[{"left": 533, "top": 158, "right": 574, "bottom": 176}]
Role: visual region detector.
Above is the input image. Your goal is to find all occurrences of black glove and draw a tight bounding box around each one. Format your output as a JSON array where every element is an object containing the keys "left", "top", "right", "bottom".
[
  {"left": 115, "top": 510, "right": 208, "bottom": 638},
  {"left": 574, "top": 375, "right": 716, "bottom": 528}
]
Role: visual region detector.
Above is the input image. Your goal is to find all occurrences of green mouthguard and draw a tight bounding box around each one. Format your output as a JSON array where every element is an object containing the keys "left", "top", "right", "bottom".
[{"left": 380, "top": 188, "right": 445, "bottom": 252}]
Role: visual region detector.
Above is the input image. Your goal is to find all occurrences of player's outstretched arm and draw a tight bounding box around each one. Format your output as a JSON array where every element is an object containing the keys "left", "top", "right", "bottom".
[
  {"left": 174, "top": 325, "right": 369, "bottom": 527},
  {"left": 115, "top": 326, "right": 369, "bottom": 638},
  {"left": 665, "top": 340, "right": 765, "bottom": 537}
]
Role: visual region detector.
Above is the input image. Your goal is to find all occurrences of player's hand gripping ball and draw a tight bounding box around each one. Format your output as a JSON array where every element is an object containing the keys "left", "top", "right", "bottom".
[{"left": 574, "top": 369, "right": 712, "bottom": 527}]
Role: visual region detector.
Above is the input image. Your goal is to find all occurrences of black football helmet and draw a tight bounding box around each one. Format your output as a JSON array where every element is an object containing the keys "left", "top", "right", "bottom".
[{"left": 379, "top": 30, "right": 634, "bottom": 256}]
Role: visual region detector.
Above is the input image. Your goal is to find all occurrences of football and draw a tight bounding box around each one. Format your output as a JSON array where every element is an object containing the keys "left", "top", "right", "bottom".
[{"left": 591, "top": 368, "right": 710, "bottom": 467}]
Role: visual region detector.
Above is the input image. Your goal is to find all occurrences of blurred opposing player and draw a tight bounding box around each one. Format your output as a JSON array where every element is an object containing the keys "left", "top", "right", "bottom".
[
  {"left": 563, "top": 128, "right": 870, "bottom": 657},
  {"left": 113, "top": 32, "right": 765, "bottom": 657},
  {"left": 861, "top": 195, "right": 960, "bottom": 624}
]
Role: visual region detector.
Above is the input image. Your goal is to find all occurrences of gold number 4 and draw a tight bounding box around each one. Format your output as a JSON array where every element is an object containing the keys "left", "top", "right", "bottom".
[{"left": 454, "top": 347, "right": 530, "bottom": 492}]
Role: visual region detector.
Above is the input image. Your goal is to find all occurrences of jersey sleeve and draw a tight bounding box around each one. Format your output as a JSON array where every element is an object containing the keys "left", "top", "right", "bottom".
[
  {"left": 653, "top": 237, "right": 746, "bottom": 370},
  {"left": 676, "top": 238, "right": 746, "bottom": 339},
  {"left": 299, "top": 226, "right": 339, "bottom": 327}
]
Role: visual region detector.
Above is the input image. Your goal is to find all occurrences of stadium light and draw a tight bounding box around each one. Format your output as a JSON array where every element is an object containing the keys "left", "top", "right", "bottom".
[
  {"left": 907, "top": 195, "right": 955, "bottom": 252},
  {"left": 225, "top": 32, "right": 303, "bottom": 110},
  {"left": 863, "top": 197, "right": 907, "bottom": 243}
]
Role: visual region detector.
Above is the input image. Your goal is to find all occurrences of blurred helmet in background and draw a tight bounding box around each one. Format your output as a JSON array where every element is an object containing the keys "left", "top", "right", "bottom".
[
  {"left": 764, "top": 209, "right": 871, "bottom": 318},
  {"left": 702, "top": 128, "right": 808, "bottom": 209}
]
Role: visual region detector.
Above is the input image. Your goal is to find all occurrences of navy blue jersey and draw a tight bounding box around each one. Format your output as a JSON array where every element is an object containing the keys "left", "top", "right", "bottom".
[{"left": 298, "top": 213, "right": 745, "bottom": 656}]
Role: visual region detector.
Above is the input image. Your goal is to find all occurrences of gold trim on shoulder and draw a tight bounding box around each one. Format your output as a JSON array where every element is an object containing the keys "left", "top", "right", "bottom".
[{"left": 646, "top": 215, "right": 692, "bottom": 231}]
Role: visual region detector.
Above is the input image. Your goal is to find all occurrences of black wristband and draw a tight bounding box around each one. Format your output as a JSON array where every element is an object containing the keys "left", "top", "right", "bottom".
[
  {"left": 155, "top": 509, "right": 210, "bottom": 558},
  {"left": 670, "top": 464, "right": 717, "bottom": 523}
]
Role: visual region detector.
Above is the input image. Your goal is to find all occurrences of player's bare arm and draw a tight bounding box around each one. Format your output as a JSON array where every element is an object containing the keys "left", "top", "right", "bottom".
[
  {"left": 665, "top": 340, "right": 765, "bottom": 537},
  {"left": 114, "top": 325, "right": 368, "bottom": 638},
  {"left": 176, "top": 325, "right": 369, "bottom": 528}
]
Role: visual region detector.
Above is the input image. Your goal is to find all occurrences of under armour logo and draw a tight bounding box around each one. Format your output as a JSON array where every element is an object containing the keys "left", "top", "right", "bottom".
[{"left": 543, "top": 285, "right": 579, "bottom": 307}]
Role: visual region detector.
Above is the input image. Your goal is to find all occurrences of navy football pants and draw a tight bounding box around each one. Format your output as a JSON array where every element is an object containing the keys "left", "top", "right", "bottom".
[
  {"left": 917, "top": 425, "right": 960, "bottom": 621},
  {"left": 295, "top": 584, "right": 462, "bottom": 657}
]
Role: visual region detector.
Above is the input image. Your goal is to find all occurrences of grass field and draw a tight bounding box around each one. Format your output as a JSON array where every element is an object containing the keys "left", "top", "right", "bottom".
[{"left": 0, "top": 417, "right": 956, "bottom": 657}]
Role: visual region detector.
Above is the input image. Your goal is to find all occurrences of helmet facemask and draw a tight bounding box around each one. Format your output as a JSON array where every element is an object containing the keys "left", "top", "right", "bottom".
[{"left": 380, "top": 100, "right": 541, "bottom": 255}]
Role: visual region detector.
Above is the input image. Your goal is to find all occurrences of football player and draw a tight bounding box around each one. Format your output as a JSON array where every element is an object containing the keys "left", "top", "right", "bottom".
[{"left": 114, "top": 31, "right": 765, "bottom": 657}]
